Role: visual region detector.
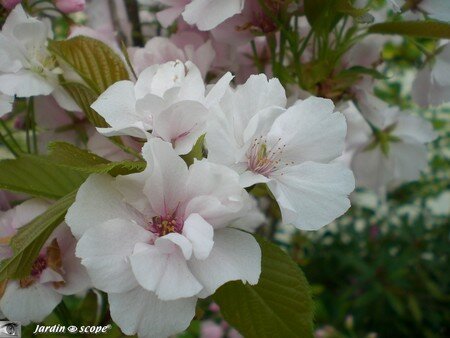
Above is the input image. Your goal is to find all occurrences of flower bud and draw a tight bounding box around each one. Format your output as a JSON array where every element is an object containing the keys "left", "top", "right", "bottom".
[
  {"left": 1, "top": 0, "right": 21, "bottom": 10},
  {"left": 54, "top": 0, "right": 85, "bottom": 14}
]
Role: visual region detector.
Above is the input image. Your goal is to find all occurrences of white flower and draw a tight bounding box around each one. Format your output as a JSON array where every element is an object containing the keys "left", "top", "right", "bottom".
[
  {"left": 351, "top": 92, "right": 437, "bottom": 195},
  {"left": 0, "top": 5, "right": 60, "bottom": 97},
  {"left": 65, "top": 138, "right": 261, "bottom": 338},
  {"left": 389, "top": 0, "right": 450, "bottom": 22},
  {"left": 0, "top": 94, "right": 13, "bottom": 118},
  {"left": 0, "top": 199, "right": 90, "bottom": 325},
  {"left": 154, "top": 0, "right": 245, "bottom": 30},
  {"left": 206, "top": 74, "right": 355, "bottom": 230},
  {"left": 91, "top": 60, "right": 232, "bottom": 155},
  {"left": 412, "top": 43, "right": 450, "bottom": 107}
]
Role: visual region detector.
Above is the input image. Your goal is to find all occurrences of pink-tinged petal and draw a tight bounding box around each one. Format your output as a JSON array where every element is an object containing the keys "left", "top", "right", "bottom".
[
  {"left": 66, "top": 174, "right": 144, "bottom": 238},
  {"left": 182, "top": 213, "right": 214, "bottom": 260},
  {"left": 11, "top": 199, "right": 49, "bottom": 229},
  {"left": 269, "top": 162, "right": 355, "bottom": 230},
  {"left": 0, "top": 281, "right": 62, "bottom": 325},
  {"left": 141, "top": 138, "right": 189, "bottom": 215},
  {"left": 188, "top": 228, "right": 261, "bottom": 298},
  {"left": 56, "top": 239, "right": 91, "bottom": 296},
  {"left": 130, "top": 242, "right": 202, "bottom": 300},
  {"left": 76, "top": 219, "right": 151, "bottom": 293},
  {"left": 109, "top": 287, "right": 196, "bottom": 337},
  {"left": 156, "top": 5, "right": 185, "bottom": 28},
  {"left": 153, "top": 100, "right": 209, "bottom": 155},
  {"left": 183, "top": 0, "right": 244, "bottom": 31}
]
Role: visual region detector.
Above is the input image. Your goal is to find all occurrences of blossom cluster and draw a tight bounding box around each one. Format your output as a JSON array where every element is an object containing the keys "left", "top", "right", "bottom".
[{"left": 0, "top": 0, "right": 444, "bottom": 337}]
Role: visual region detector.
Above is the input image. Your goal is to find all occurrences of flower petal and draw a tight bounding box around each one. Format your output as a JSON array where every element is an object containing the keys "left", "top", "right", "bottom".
[
  {"left": 109, "top": 287, "right": 196, "bottom": 338},
  {"left": 182, "top": 213, "right": 214, "bottom": 260},
  {"left": 0, "top": 281, "right": 61, "bottom": 325},
  {"left": 269, "top": 161, "right": 355, "bottom": 230},
  {"left": 66, "top": 174, "right": 143, "bottom": 238},
  {"left": 188, "top": 228, "right": 261, "bottom": 298},
  {"left": 130, "top": 242, "right": 202, "bottom": 300},
  {"left": 76, "top": 219, "right": 151, "bottom": 293}
]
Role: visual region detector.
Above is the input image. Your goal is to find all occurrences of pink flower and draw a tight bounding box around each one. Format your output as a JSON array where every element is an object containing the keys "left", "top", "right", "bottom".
[{"left": 55, "top": 0, "right": 85, "bottom": 14}]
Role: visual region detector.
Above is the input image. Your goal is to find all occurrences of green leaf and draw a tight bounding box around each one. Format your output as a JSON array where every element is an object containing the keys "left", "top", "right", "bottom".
[
  {"left": 304, "top": 0, "right": 329, "bottom": 27},
  {"left": 181, "top": 134, "right": 205, "bottom": 166},
  {"left": 0, "top": 155, "right": 87, "bottom": 199},
  {"left": 62, "top": 82, "right": 108, "bottom": 127},
  {"left": 0, "top": 191, "right": 76, "bottom": 281},
  {"left": 368, "top": 21, "right": 450, "bottom": 39},
  {"left": 47, "top": 142, "right": 146, "bottom": 176},
  {"left": 213, "top": 236, "right": 314, "bottom": 338},
  {"left": 48, "top": 36, "right": 129, "bottom": 95},
  {"left": 338, "top": 66, "right": 387, "bottom": 80}
]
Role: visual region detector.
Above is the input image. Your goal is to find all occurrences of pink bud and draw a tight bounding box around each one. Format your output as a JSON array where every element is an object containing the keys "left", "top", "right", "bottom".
[
  {"left": 1, "top": 0, "right": 21, "bottom": 10},
  {"left": 54, "top": 0, "right": 85, "bottom": 14},
  {"left": 201, "top": 321, "right": 224, "bottom": 338}
]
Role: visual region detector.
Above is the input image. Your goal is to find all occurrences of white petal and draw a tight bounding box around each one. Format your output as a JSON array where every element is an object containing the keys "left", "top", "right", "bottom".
[
  {"left": 269, "top": 162, "right": 355, "bottom": 230},
  {"left": 267, "top": 97, "right": 347, "bottom": 164},
  {"left": 184, "top": 160, "right": 244, "bottom": 226},
  {"left": 239, "top": 170, "right": 270, "bottom": 187},
  {"left": 394, "top": 113, "right": 437, "bottom": 144},
  {"left": 109, "top": 287, "right": 197, "bottom": 338},
  {"left": 66, "top": 174, "right": 143, "bottom": 238},
  {"left": 352, "top": 146, "right": 394, "bottom": 193},
  {"left": 0, "top": 71, "right": 54, "bottom": 97},
  {"left": 188, "top": 228, "right": 261, "bottom": 298},
  {"left": 76, "top": 219, "right": 151, "bottom": 293},
  {"left": 0, "top": 281, "right": 61, "bottom": 325},
  {"left": 390, "top": 142, "right": 428, "bottom": 183},
  {"left": 141, "top": 139, "right": 189, "bottom": 215},
  {"left": 182, "top": 213, "right": 214, "bottom": 260},
  {"left": 130, "top": 242, "right": 202, "bottom": 300},
  {"left": 0, "top": 94, "right": 13, "bottom": 118},
  {"left": 91, "top": 80, "right": 149, "bottom": 132},
  {"left": 205, "top": 72, "right": 233, "bottom": 107},
  {"left": 183, "top": 0, "right": 244, "bottom": 30}
]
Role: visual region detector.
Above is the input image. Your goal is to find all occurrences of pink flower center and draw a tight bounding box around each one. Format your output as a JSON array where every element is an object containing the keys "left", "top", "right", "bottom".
[
  {"left": 247, "top": 136, "right": 286, "bottom": 177},
  {"left": 148, "top": 214, "right": 184, "bottom": 237},
  {"left": 20, "top": 255, "right": 47, "bottom": 288}
]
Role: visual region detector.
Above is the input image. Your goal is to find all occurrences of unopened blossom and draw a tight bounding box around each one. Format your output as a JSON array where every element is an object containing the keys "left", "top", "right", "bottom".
[
  {"left": 389, "top": 0, "right": 450, "bottom": 22},
  {"left": 91, "top": 60, "right": 232, "bottom": 155},
  {"left": 206, "top": 74, "right": 355, "bottom": 230},
  {"left": 0, "top": 5, "right": 60, "bottom": 97},
  {"left": 0, "top": 0, "right": 20, "bottom": 10},
  {"left": 351, "top": 92, "right": 437, "bottom": 195},
  {"left": 128, "top": 34, "right": 215, "bottom": 77},
  {"left": 412, "top": 43, "right": 450, "bottom": 107},
  {"left": 55, "top": 0, "right": 85, "bottom": 13},
  {"left": 0, "top": 199, "right": 90, "bottom": 325},
  {"left": 0, "top": 94, "right": 13, "bottom": 118},
  {"left": 66, "top": 138, "right": 261, "bottom": 337}
]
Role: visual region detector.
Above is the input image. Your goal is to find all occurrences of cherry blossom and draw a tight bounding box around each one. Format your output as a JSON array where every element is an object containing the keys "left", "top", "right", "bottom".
[
  {"left": 206, "top": 74, "right": 355, "bottom": 230},
  {"left": 91, "top": 60, "right": 232, "bottom": 155},
  {"left": 351, "top": 92, "right": 437, "bottom": 195},
  {"left": 0, "top": 200, "right": 90, "bottom": 325},
  {"left": 65, "top": 138, "right": 261, "bottom": 337}
]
